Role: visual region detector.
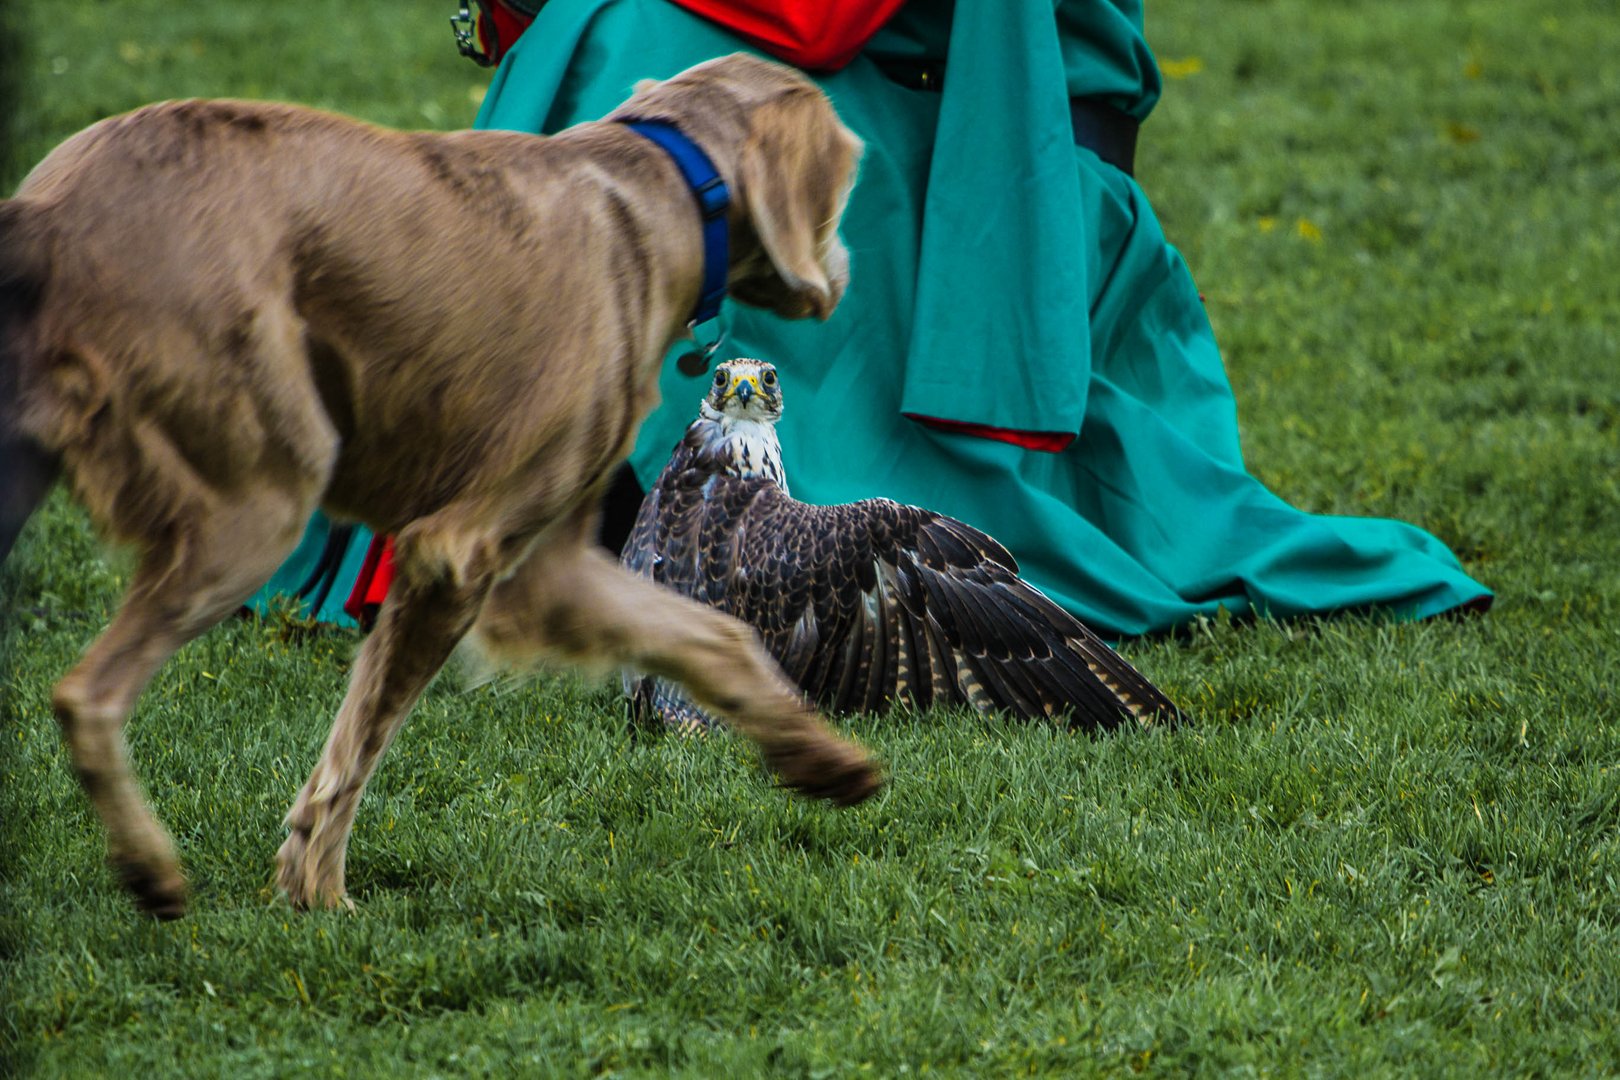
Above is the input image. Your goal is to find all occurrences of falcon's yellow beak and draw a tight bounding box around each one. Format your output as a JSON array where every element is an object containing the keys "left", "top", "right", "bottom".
[{"left": 730, "top": 374, "right": 758, "bottom": 405}]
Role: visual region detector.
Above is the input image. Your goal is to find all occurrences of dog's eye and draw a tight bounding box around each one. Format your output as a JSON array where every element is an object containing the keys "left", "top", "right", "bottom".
[{"left": 762, "top": 370, "right": 777, "bottom": 387}]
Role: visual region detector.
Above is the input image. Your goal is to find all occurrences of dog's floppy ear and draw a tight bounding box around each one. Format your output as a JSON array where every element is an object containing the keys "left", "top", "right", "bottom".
[{"left": 735, "top": 91, "right": 856, "bottom": 320}]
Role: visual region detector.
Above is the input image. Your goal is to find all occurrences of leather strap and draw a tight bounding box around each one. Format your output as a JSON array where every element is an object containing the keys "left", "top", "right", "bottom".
[{"left": 876, "top": 59, "right": 1140, "bottom": 177}]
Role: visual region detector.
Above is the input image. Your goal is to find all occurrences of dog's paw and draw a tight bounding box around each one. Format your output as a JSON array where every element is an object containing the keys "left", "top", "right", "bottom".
[
  {"left": 110, "top": 853, "right": 188, "bottom": 920},
  {"left": 274, "top": 828, "right": 354, "bottom": 912},
  {"left": 766, "top": 738, "right": 883, "bottom": 808},
  {"left": 273, "top": 828, "right": 307, "bottom": 902}
]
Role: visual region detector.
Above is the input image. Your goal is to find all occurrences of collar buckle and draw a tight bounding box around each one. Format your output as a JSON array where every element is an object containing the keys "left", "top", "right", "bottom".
[{"left": 694, "top": 176, "right": 729, "bottom": 222}]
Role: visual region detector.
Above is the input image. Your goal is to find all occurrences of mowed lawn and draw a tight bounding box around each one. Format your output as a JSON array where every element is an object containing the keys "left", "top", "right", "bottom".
[{"left": 3, "top": 1, "right": 1618, "bottom": 1075}]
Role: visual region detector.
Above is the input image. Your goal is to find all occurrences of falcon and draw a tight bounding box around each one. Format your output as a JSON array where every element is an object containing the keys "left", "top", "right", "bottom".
[{"left": 621, "top": 358, "right": 1183, "bottom": 732}]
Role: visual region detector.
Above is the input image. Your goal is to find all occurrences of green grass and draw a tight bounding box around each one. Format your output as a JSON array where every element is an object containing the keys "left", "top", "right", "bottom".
[{"left": 4, "top": 1, "right": 1619, "bottom": 1075}]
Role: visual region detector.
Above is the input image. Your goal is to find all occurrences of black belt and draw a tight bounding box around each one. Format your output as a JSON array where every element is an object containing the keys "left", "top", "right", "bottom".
[{"left": 875, "top": 59, "right": 1139, "bottom": 177}]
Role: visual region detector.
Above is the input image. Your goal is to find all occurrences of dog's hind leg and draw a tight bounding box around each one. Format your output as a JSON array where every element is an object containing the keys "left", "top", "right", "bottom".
[
  {"left": 275, "top": 520, "right": 503, "bottom": 910},
  {"left": 472, "top": 541, "right": 881, "bottom": 807},
  {"left": 51, "top": 485, "right": 314, "bottom": 918},
  {"left": 0, "top": 437, "right": 59, "bottom": 565},
  {"left": 0, "top": 200, "right": 59, "bottom": 565}
]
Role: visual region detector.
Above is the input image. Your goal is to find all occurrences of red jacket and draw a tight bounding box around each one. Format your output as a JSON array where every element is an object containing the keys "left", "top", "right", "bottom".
[
  {"left": 668, "top": 0, "right": 907, "bottom": 70},
  {"left": 477, "top": 1, "right": 905, "bottom": 71}
]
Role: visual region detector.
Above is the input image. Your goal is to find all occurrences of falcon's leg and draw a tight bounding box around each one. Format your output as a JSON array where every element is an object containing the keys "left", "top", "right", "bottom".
[
  {"left": 474, "top": 540, "right": 881, "bottom": 806},
  {"left": 655, "top": 681, "right": 722, "bottom": 735},
  {"left": 625, "top": 671, "right": 722, "bottom": 734}
]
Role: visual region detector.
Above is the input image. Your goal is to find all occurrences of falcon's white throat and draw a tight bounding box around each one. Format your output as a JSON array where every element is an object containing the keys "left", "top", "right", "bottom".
[{"left": 693, "top": 407, "right": 790, "bottom": 494}]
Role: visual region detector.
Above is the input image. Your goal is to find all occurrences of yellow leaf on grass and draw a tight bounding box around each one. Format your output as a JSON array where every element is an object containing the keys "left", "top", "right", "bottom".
[
  {"left": 1160, "top": 56, "right": 1204, "bottom": 80},
  {"left": 1296, "top": 218, "right": 1322, "bottom": 243}
]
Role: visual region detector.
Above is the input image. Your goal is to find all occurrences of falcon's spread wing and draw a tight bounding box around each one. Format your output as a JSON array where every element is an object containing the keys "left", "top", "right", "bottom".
[{"left": 622, "top": 427, "right": 1182, "bottom": 732}]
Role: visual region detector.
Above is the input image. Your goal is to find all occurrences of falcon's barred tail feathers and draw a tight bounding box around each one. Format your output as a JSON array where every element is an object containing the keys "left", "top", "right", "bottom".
[{"left": 621, "top": 358, "right": 1184, "bottom": 732}]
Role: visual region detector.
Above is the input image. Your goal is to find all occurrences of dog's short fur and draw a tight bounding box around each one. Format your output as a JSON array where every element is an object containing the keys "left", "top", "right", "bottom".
[{"left": 0, "top": 54, "right": 877, "bottom": 917}]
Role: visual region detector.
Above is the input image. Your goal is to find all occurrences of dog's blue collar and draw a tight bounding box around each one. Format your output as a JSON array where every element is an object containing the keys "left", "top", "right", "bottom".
[{"left": 623, "top": 119, "right": 730, "bottom": 326}]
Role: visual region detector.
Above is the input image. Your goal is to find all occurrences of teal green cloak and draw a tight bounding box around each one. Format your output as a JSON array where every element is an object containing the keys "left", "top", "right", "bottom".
[{"left": 250, "top": 0, "right": 1489, "bottom": 636}]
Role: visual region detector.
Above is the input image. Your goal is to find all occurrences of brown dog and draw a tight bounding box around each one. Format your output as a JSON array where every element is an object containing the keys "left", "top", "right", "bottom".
[{"left": 0, "top": 54, "right": 878, "bottom": 918}]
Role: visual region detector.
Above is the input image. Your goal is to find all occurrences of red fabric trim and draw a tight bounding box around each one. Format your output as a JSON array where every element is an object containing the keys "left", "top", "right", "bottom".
[
  {"left": 477, "top": 1, "right": 536, "bottom": 66},
  {"left": 344, "top": 535, "right": 396, "bottom": 630},
  {"left": 905, "top": 414, "right": 1077, "bottom": 454},
  {"left": 665, "top": 0, "right": 908, "bottom": 70}
]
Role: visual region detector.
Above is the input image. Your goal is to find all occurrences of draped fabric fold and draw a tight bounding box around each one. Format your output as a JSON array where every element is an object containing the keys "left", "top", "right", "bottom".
[{"left": 896, "top": 0, "right": 1094, "bottom": 439}]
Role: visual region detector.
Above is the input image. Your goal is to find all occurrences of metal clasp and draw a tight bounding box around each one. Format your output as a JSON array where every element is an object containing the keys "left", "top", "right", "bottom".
[{"left": 451, "top": 1, "right": 491, "bottom": 66}]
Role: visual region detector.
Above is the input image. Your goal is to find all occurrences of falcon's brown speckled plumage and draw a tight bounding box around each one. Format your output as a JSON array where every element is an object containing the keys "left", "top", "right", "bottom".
[{"left": 622, "top": 359, "right": 1183, "bottom": 732}]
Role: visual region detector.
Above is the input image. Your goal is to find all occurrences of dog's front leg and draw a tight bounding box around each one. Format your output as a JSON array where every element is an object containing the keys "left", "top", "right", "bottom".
[
  {"left": 276, "top": 522, "right": 502, "bottom": 910},
  {"left": 473, "top": 543, "right": 882, "bottom": 807}
]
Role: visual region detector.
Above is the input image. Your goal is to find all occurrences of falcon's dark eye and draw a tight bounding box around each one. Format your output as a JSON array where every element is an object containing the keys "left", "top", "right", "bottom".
[
  {"left": 713, "top": 371, "right": 728, "bottom": 388},
  {"left": 761, "top": 370, "right": 777, "bottom": 387}
]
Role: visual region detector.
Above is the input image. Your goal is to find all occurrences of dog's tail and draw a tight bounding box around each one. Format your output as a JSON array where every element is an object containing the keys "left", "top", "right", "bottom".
[{"left": 0, "top": 198, "right": 61, "bottom": 567}]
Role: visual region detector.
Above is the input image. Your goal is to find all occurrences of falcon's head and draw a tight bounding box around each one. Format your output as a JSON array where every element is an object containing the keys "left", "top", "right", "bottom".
[
  {"left": 691, "top": 358, "right": 790, "bottom": 492},
  {"left": 700, "top": 358, "right": 784, "bottom": 424}
]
